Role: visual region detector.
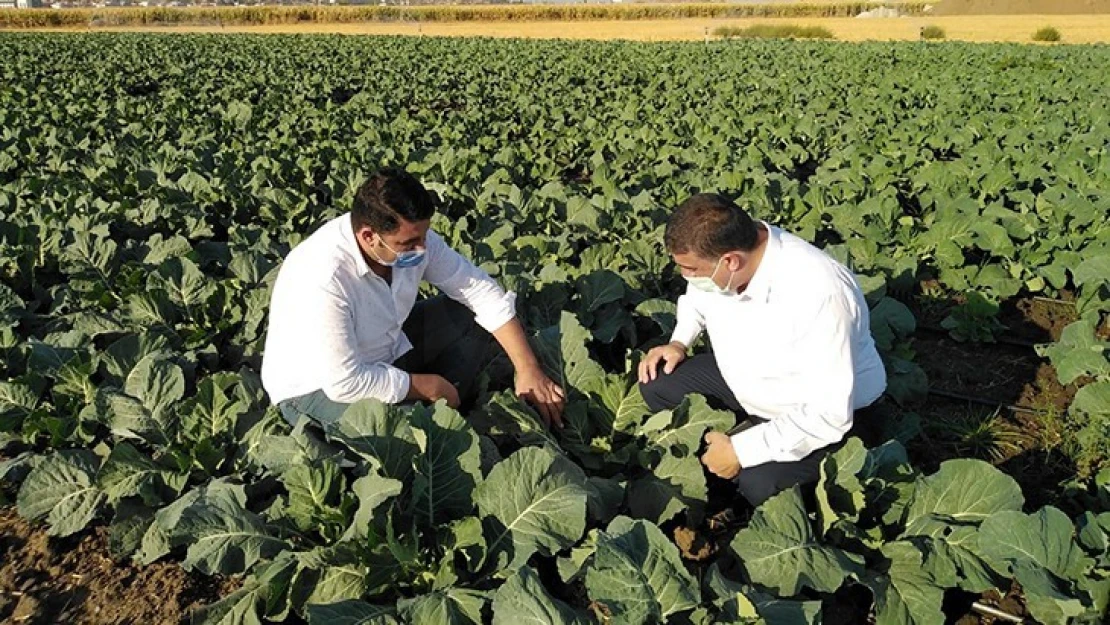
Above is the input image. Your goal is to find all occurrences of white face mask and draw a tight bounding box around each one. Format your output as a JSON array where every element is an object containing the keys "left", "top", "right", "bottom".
[{"left": 685, "top": 256, "right": 736, "bottom": 295}]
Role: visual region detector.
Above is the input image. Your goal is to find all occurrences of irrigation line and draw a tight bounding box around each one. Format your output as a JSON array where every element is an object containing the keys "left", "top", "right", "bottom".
[
  {"left": 971, "top": 601, "right": 1025, "bottom": 623},
  {"left": 927, "top": 388, "right": 1052, "bottom": 417},
  {"left": 1031, "top": 296, "right": 1076, "bottom": 307},
  {"left": 917, "top": 324, "right": 1041, "bottom": 349}
]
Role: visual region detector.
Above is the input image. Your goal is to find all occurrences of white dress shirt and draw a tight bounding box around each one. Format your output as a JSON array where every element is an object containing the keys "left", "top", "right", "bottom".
[
  {"left": 670, "top": 224, "right": 887, "bottom": 469},
  {"left": 261, "top": 214, "right": 516, "bottom": 406}
]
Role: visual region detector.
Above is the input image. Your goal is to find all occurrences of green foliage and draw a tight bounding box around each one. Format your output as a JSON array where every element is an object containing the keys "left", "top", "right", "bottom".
[
  {"left": 1037, "top": 317, "right": 1110, "bottom": 475},
  {"left": 714, "top": 24, "right": 835, "bottom": 40},
  {"left": 941, "top": 291, "right": 1005, "bottom": 343},
  {"left": 1033, "top": 26, "right": 1062, "bottom": 42},
  {"left": 1, "top": 32, "right": 1108, "bottom": 624},
  {"left": 920, "top": 24, "right": 946, "bottom": 40}
]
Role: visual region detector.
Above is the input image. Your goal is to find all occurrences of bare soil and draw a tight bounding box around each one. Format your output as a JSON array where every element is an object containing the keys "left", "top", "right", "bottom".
[
  {"left": 0, "top": 506, "right": 238, "bottom": 625},
  {"left": 909, "top": 295, "right": 1089, "bottom": 509},
  {"left": 934, "top": 0, "right": 1110, "bottom": 15}
]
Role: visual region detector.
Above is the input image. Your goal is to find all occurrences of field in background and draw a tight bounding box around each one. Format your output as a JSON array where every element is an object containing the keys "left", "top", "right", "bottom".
[
  {"left": 0, "top": 2, "right": 931, "bottom": 28},
  {"left": 44, "top": 14, "right": 1110, "bottom": 42}
]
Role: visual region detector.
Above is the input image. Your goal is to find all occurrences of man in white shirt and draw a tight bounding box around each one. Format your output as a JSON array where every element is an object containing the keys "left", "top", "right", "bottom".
[
  {"left": 637, "top": 193, "right": 887, "bottom": 507},
  {"left": 262, "top": 168, "right": 565, "bottom": 427}
]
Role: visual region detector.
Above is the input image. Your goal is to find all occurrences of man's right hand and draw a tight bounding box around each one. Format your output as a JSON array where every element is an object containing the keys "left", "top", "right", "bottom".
[
  {"left": 407, "top": 373, "right": 461, "bottom": 409},
  {"left": 638, "top": 341, "right": 687, "bottom": 384}
]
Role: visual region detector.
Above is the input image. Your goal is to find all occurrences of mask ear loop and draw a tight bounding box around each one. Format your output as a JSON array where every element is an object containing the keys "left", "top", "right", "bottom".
[
  {"left": 367, "top": 234, "right": 394, "bottom": 267},
  {"left": 716, "top": 254, "right": 738, "bottom": 293}
]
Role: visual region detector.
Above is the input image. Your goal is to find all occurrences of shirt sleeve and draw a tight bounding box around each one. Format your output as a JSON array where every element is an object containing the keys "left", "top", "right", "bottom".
[
  {"left": 421, "top": 230, "right": 517, "bottom": 333},
  {"left": 670, "top": 286, "right": 706, "bottom": 347},
  {"left": 729, "top": 292, "right": 858, "bottom": 468},
  {"left": 312, "top": 280, "right": 412, "bottom": 404}
]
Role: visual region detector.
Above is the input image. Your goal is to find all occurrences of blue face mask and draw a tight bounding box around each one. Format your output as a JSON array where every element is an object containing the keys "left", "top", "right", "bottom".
[{"left": 372, "top": 236, "right": 425, "bottom": 269}]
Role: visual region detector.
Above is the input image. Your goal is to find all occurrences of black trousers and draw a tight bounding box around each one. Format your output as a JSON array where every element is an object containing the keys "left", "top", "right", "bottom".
[
  {"left": 638, "top": 353, "right": 834, "bottom": 508},
  {"left": 393, "top": 295, "right": 494, "bottom": 408},
  {"left": 278, "top": 295, "right": 493, "bottom": 425}
]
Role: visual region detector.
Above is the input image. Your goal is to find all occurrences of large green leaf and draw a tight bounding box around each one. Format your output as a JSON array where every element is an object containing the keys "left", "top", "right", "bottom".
[
  {"left": 411, "top": 402, "right": 482, "bottom": 527},
  {"left": 174, "top": 485, "right": 286, "bottom": 575},
  {"left": 864, "top": 541, "right": 948, "bottom": 625},
  {"left": 585, "top": 516, "right": 699, "bottom": 624},
  {"left": 189, "top": 556, "right": 298, "bottom": 625},
  {"left": 644, "top": 394, "right": 736, "bottom": 457},
  {"left": 108, "top": 499, "right": 157, "bottom": 559},
  {"left": 108, "top": 354, "right": 186, "bottom": 445},
  {"left": 576, "top": 269, "right": 625, "bottom": 313},
  {"left": 531, "top": 311, "right": 606, "bottom": 396},
  {"left": 281, "top": 460, "right": 344, "bottom": 531},
  {"left": 902, "top": 459, "right": 1023, "bottom": 534},
  {"left": 474, "top": 446, "right": 588, "bottom": 571},
  {"left": 817, "top": 438, "right": 914, "bottom": 534},
  {"left": 341, "top": 467, "right": 404, "bottom": 542},
  {"left": 594, "top": 372, "right": 650, "bottom": 434},
  {"left": 325, "top": 399, "right": 420, "bottom": 482},
  {"left": 98, "top": 441, "right": 188, "bottom": 506},
  {"left": 1035, "top": 318, "right": 1109, "bottom": 385},
  {"left": 0, "top": 380, "right": 39, "bottom": 423},
  {"left": 977, "top": 507, "right": 1093, "bottom": 582},
  {"left": 305, "top": 601, "right": 398, "bottom": 625},
  {"left": 1011, "top": 560, "right": 1086, "bottom": 625},
  {"left": 17, "top": 450, "right": 105, "bottom": 537},
  {"left": 101, "top": 332, "right": 174, "bottom": 386},
  {"left": 899, "top": 517, "right": 998, "bottom": 593},
  {"left": 627, "top": 452, "right": 707, "bottom": 526},
  {"left": 1073, "top": 254, "right": 1110, "bottom": 287},
  {"left": 729, "top": 487, "right": 865, "bottom": 596},
  {"left": 492, "top": 567, "right": 587, "bottom": 625},
  {"left": 870, "top": 297, "right": 916, "bottom": 353},
  {"left": 181, "top": 375, "right": 250, "bottom": 443},
  {"left": 1072, "top": 382, "right": 1110, "bottom": 418},
  {"left": 702, "top": 561, "right": 821, "bottom": 624},
  {"left": 398, "top": 589, "right": 486, "bottom": 625}
]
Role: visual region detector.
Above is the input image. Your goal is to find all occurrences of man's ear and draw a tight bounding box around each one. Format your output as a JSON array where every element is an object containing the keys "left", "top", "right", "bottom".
[
  {"left": 355, "top": 226, "right": 376, "bottom": 245},
  {"left": 725, "top": 251, "right": 746, "bottom": 272}
]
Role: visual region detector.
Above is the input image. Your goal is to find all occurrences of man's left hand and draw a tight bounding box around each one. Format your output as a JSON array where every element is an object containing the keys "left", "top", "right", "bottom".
[
  {"left": 516, "top": 366, "right": 566, "bottom": 429},
  {"left": 701, "top": 431, "right": 741, "bottom": 479}
]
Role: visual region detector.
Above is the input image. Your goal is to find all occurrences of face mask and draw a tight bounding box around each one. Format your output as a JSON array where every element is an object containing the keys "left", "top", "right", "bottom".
[
  {"left": 685, "top": 257, "right": 736, "bottom": 295},
  {"left": 371, "top": 236, "right": 425, "bottom": 269}
]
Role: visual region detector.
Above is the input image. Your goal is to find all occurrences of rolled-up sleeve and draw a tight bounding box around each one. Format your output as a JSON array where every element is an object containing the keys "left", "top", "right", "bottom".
[
  {"left": 670, "top": 288, "right": 706, "bottom": 348},
  {"left": 313, "top": 281, "right": 411, "bottom": 404},
  {"left": 422, "top": 231, "right": 517, "bottom": 333},
  {"left": 730, "top": 293, "right": 857, "bottom": 468}
]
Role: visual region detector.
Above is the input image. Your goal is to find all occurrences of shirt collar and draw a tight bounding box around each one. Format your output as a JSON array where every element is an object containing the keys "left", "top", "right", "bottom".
[
  {"left": 340, "top": 213, "right": 372, "bottom": 277},
  {"left": 737, "top": 222, "right": 779, "bottom": 303}
]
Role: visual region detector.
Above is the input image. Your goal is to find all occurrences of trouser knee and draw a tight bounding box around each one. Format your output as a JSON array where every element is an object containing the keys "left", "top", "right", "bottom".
[
  {"left": 734, "top": 471, "right": 783, "bottom": 508},
  {"left": 639, "top": 377, "right": 680, "bottom": 413}
]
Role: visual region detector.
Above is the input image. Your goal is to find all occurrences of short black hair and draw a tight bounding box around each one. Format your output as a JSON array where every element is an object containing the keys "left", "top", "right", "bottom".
[
  {"left": 664, "top": 193, "right": 759, "bottom": 257},
  {"left": 351, "top": 168, "right": 436, "bottom": 234}
]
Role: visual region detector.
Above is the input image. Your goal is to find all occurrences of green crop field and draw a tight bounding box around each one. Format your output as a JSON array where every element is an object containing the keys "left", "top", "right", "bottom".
[{"left": 0, "top": 33, "right": 1108, "bottom": 624}]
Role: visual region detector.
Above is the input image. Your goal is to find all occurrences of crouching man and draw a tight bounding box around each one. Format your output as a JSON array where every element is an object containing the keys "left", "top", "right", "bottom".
[
  {"left": 262, "top": 168, "right": 565, "bottom": 427},
  {"left": 638, "top": 193, "right": 887, "bottom": 507}
]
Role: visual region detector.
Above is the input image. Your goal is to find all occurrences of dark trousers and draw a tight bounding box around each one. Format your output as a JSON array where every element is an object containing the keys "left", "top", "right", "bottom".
[
  {"left": 638, "top": 353, "right": 834, "bottom": 508},
  {"left": 278, "top": 296, "right": 493, "bottom": 426},
  {"left": 393, "top": 295, "right": 493, "bottom": 407}
]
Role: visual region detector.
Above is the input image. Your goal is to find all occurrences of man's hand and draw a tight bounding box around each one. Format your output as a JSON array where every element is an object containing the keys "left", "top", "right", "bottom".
[
  {"left": 516, "top": 365, "right": 566, "bottom": 429},
  {"left": 701, "top": 431, "right": 741, "bottom": 480},
  {"left": 407, "top": 373, "right": 461, "bottom": 409},
  {"left": 638, "top": 341, "right": 687, "bottom": 384}
]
